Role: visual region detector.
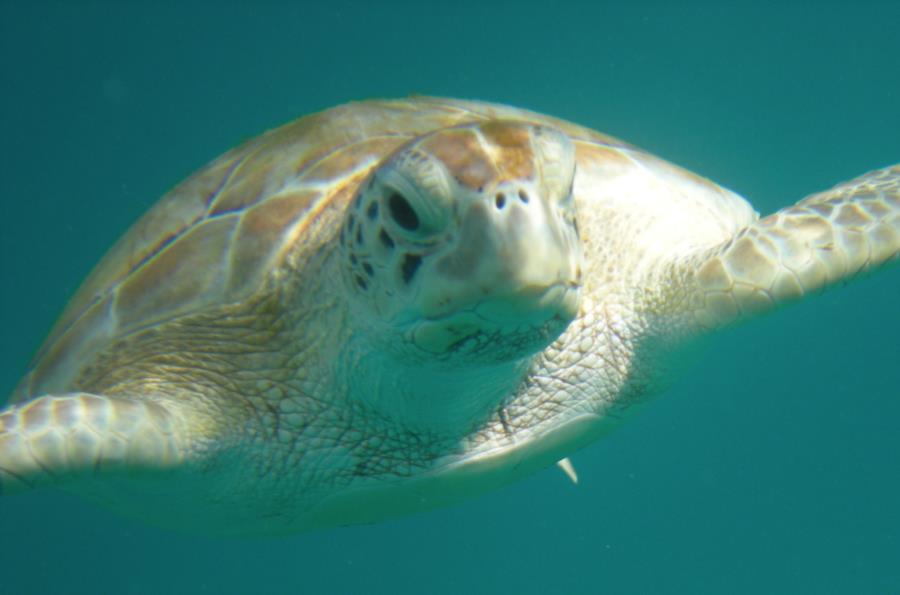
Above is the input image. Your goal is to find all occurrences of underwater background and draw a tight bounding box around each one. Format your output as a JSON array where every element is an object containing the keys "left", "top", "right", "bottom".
[{"left": 1, "top": 1, "right": 899, "bottom": 593}]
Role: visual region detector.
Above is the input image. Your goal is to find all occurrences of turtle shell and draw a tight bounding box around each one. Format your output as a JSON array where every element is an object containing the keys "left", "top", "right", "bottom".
[{"left": 13, "top": 98, "right": 629, "bottom": 403}]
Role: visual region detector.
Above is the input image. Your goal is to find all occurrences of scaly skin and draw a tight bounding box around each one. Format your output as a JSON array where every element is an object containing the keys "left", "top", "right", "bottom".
[
  {"left": 0, "top": 393, "right": 188, "bottom": 492},
  {"left": 689, "top": 164, "right": 900, "bottom": 328}
]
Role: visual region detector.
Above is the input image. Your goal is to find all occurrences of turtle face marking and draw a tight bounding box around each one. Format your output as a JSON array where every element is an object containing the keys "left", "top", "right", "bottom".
[{"left": 340, "top": 120, "right": 583, "bottom": 367}]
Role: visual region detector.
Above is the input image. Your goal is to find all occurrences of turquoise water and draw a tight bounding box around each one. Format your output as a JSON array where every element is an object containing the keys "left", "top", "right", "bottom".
[{"left": 1, "top": 2, "right": 899, "bottom": 593}]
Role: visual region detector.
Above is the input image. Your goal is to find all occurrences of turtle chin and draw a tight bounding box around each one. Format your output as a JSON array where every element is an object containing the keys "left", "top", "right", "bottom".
[{"left": 403, "top": 282, "right": 580, "bottom": 367}]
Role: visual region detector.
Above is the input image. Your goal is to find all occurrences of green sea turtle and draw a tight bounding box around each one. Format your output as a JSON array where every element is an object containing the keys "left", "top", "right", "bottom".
[{"left": 1, "top": 98, "right": 897, "bottom": 535}]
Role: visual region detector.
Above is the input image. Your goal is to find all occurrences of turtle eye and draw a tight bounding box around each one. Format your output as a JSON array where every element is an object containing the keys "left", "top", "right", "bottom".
[{"left": 387, "top": 192, "right": 420, "bottom": 232}]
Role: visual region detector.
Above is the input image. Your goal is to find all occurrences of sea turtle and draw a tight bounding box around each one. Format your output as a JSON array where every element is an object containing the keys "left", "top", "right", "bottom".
[{"left": 1, "top": 98, "right": 897, "bottom": 535}]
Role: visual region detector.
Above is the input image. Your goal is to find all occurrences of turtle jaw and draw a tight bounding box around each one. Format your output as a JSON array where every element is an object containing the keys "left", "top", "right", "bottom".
[{"left": 405, "top": 281, "right": 580, "bottom": 363}]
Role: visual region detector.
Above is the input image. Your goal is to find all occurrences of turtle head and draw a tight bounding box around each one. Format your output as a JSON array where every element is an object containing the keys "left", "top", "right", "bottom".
[{"left": 339, "top": 121, "right": 582, "bottom": 368}]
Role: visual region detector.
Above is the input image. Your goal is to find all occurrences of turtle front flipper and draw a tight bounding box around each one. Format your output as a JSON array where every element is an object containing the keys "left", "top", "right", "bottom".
[
  {"left": 0, "top": 393, "right": 187, "bottom": 494},
  {"left": 688, "top": 164, "right": 900, "bottom": 329}
]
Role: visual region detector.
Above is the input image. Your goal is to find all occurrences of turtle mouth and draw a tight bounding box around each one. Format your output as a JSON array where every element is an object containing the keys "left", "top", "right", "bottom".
[
  {"left": 471, "top": 281, "right": 580, "bottom": 324},
  {"left": 405, "top": 281, "right": 580, "bottom": 361}
]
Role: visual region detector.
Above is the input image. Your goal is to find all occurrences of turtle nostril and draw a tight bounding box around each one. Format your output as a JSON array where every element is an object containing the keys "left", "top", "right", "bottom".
[{"left": 495, "top": 193, "right": 506, "bottom": 210}]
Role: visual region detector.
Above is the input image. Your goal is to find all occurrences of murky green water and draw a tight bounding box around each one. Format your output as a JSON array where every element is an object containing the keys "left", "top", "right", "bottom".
[{"left": 1, "top": 2, "right": 898, "bottom": 593}]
